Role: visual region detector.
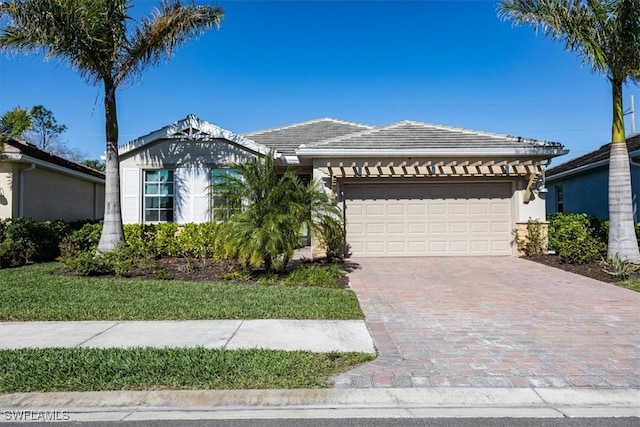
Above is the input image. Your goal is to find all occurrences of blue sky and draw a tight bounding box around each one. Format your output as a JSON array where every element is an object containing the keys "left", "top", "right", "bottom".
[{"left": 1, "top": 0, "right": 639, "bottom": 163}]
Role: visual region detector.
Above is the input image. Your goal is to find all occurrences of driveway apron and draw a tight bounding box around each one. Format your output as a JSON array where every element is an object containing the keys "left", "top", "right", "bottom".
[{"left": 334, "top": 257, "right": 640, "bottom": 388}]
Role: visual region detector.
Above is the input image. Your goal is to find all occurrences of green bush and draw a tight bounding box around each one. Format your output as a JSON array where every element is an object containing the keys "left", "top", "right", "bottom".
[
  {"left": 122, "top": 222, "right": 222, "bottom": 259},
  {"left": 60, "top": 244, "right": 145, "bottom": 277},
  {"left": 0, "top": 218, "right": 71, "bottom": 267},
  {"left": 548, "top": 214, "right": 607, "bottom": 264}
]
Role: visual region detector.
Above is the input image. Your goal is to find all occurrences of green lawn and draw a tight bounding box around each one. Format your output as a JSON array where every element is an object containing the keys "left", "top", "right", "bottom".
[
  {"left": 616, "top": 278, "right": 640, "bottom": 292},
  {"left": 0, "top": 348, "right": 375, "bottom": 393},
  {"left": 0, "top": 263, "right": 364, "bottom": 321}
]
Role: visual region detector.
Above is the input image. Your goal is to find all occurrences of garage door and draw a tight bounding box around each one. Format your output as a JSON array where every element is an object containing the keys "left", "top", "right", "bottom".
[{"left": 344, "top": 182, "right": 513, "bottom": 257}]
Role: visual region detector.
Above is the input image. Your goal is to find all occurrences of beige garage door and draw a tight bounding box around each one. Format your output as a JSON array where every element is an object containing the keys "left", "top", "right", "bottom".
[{"left": 344, "top": 182, "right": 513, "bottom": 257}]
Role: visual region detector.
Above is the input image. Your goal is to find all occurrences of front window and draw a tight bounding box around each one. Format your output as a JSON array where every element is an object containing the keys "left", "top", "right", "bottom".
[
  {"left": 211, "top": 168, "right": 241, "bottom": 220},
  {"left": 144, "top": 170, "right": 174, "bottom": 223}
]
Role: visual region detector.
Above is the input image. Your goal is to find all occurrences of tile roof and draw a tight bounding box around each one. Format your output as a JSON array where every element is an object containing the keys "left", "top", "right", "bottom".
[
  {"left": 2, "top": 139, "right": 105, "bottom": 180},
  {"left": 302, "top": 120, "right": 565, "bottom": 151},
  {"left": 546, "top": 134, "right": 640, "bottom": 178},
  {"left": 243, "top": 118, "right": 374, "bottom": 155}
]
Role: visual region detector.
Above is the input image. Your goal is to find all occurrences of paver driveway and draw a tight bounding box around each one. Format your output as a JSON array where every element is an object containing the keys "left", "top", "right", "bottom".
[{"left": 334, "top": 257, "right": 640, "bottom": 388}]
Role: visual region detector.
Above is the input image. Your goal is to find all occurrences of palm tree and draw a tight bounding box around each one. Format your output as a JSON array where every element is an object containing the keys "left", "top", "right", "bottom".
[
  {"left": 498, "top": 0, "right": 640, "bottom": 262},
  {"left": 212, "top": 152, "right": 344, "bottom": 272},
  {"left": 0, "top": 0, "right": 223, "bottom": 251}
]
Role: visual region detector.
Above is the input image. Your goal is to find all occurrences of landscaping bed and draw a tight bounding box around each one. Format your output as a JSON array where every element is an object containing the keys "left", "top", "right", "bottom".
[{"left": 524, "top": 254, "right": 621, "bottom": 283}]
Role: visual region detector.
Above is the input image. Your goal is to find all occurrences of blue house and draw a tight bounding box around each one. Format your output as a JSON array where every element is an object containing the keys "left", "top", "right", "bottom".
[{"left": 545, "top": 134, "right": 640, "bottom": 220}]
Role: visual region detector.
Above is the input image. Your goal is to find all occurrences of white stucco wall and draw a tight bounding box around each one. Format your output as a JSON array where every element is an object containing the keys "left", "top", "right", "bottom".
[{"left": 119, "top": 139, "right": 258, "bottom": 224}]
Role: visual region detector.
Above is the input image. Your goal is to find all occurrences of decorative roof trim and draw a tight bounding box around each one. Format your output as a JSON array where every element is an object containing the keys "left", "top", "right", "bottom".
[{"left": 119, "top": 114, "right": 271, "bottom": 156}]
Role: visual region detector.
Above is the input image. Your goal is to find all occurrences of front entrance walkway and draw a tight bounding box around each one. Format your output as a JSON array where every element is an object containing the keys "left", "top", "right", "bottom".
[{"left": 334, "top": 257, "right": 640, "bottom": 388}]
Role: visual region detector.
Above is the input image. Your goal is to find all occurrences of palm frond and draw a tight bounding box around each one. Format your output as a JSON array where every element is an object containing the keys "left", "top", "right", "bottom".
[{"left": 117, "top": 0, "right": 223, "bottom": 86}]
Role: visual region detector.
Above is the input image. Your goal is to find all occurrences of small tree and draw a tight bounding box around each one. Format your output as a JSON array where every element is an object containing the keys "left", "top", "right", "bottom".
[
  {"left": 0, "top": 106, "right": 32, "bottom": 139},
  {"left": 212, "top": 153, "right": 343, "bottom": 272},
  {"left": 28, "top": 105, "right": 67, "bottom": 151}
]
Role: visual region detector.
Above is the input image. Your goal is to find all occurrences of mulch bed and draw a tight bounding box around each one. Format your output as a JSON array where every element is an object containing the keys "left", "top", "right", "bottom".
[
  {"left": 523, "top": 255, "right": 636, "bottom": 283},
  {"left": 56, "top": 256, "right": 351, "bottom": 288}
]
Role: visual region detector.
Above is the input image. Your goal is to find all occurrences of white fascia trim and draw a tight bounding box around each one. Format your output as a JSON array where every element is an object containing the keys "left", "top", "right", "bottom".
[
  {"left": 5, "top": 153, "right": 105, "bottom": 184},
  {"left": 546, "top": 149, "right": 640, "bottom": 182},
  {"left": 295, "top": 147, "right": 569, "bottom": 158},
  {"left": 119, "top": 115, "right": 272, "bottom": 156}
]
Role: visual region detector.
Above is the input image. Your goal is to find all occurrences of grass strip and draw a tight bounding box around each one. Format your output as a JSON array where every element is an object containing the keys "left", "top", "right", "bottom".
[
  {"left": 616, "top": 278, "right": 640, "bottom": 292},
  {"left": 0, "top": 263, "right": 363, "bottom": 321},
  {"left": 0, "top": 348, "right": 375, "bottom": 393}
]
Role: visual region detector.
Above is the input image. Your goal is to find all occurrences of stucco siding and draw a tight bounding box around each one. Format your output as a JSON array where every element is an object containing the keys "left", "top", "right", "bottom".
[
  {"left": 21, "top": 166, "right": 104, "bottom": 221},
  {"left": 120, "top": 139, "right": 258, "bottom": 224}
]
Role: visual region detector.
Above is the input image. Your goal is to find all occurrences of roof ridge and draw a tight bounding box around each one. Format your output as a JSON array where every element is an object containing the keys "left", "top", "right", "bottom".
[{"left": 243, "top": 117, "right": 373, "bottom": 136}]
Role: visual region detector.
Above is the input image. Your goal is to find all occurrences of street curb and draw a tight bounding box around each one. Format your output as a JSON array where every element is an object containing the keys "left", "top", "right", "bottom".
[{"left": 1, "top": 388, "right": 638, "bottom": 421}]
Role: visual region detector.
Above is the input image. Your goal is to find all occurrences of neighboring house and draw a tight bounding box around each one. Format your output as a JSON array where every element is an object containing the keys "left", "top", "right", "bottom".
[
  {"left": 545, "top": 134, "right": 640, "bottom": 220},
  {"left": 0, "top": 139, "right": 105, "bottom": 222},
  {"left": 119, "top": 114, "right": 567, "bottom": 257}
]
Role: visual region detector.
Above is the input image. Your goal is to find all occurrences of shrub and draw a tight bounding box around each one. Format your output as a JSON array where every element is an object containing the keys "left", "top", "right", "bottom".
[
  {"left": 60, "top": 244, "right": 144, "bottom": 277},
  {"left": 548, "top": 214, "right": 606, "bottom": 264},
  {"left": 0, "top": 218, "right": 71, "bottom": 267},
  {"left": 515, "top": 219, "right": 546, "bottom": 256},
  {"left": 601, "top": 255, "right": 640, "bottom": 280}
]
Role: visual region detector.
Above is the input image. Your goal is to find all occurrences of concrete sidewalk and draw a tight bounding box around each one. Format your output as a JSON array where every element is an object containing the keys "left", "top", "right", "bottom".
[
  {"left": 1, "top": 388, "right": 638, "bottom": 420},
  {"left": 0, "top": 320, "right": 375, "bottom": 353}
]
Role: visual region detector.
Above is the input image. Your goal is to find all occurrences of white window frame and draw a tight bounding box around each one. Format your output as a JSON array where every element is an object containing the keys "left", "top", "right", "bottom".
[{"left": 143, "top": 169, "right": 175, "bottom": 223}]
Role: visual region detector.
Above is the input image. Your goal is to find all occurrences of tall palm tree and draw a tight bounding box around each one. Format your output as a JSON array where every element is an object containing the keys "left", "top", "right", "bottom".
[
  {"left": 212, "top": 152, "right": 344, "bottom": 272},
  {"left": 498, "top": 0, "right": 640, "bottom": 262},
  {"left": 0, "top": 0, "right": 223, "bottom": 251}
]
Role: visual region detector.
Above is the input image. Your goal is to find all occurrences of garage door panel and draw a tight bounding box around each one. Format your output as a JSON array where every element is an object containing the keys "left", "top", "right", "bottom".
[
  {"left": 345, "top": 182, "right": 513, "bottom": 257},
  {"left": 408, "top": 223, "right": 426, "bottom": 233},
  {"left": 387, "top": 205, "right": 405, "bottom": 215},
  {"left": 450, "top": 222, "right": 469, "bottom": 234},
  {"left": 408, "top": 204, "right": 426, "bottom": 215},
  {"left": 388, "top": 241, "right": 407, "bottom": 253},
  {"left": 450, "top": 241, "right": 469, "bottom": 253},
  {"left": 429, "top": 204, "right": 447, "bottom": 215},
  {"left": 366, "top": 204, "right": 384, "bottom": 215},
  {"left": 450, "top": 204, "right": 468, "bottom": 215},
  {"left": 366, "top": 223, "right": 384, "bottom": 234},
  {"left": 387, "top": 223, "right": 405, "bottom": 233}
]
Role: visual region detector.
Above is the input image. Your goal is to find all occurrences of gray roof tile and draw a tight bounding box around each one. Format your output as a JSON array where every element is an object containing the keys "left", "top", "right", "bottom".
[
  {"left": 304, "top": 120, "right": 565, "bottom": 151},
  {"left": 243, "top": 118, "right": 373, "bottom": 154}
]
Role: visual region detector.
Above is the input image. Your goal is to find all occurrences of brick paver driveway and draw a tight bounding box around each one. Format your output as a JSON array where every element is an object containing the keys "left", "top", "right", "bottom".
[{"left": 335, "top": 257, "right": 640, "bottom": 388}]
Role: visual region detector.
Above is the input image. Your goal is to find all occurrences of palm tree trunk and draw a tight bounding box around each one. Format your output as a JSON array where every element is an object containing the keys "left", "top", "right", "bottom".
[
  {"left": 607, "top": 79, "right": 640, "bottom": 261},
  {"left": 97, "top": 83, "right": 125, "bottom": 252}
]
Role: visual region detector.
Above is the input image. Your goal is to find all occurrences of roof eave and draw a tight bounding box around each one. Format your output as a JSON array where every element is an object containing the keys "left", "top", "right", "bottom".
[
  {"left": 546, "top": 148, "right": 640, "bottom": 181},
  {"left": 295, "top": 147, "right": 569, "bottom": 158},
  {"left": 4, "top": 153, "right": 106, "bottom": 184}
]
